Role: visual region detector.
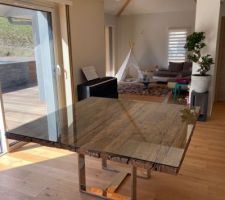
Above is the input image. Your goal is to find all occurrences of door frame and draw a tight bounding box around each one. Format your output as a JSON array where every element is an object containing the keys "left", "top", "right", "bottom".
[
  {"left": 0, "top": 0, "right": 73, "bottom": 154},
  {"left": 0, "top": 84, "right": 8, "bottom": 155},
  {"left": 215, "top": 16, "right": 225, "bottom": 102}
]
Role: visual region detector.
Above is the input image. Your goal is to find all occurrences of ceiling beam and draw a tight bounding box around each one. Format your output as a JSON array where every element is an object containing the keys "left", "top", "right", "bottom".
[{"left": 116, "top": 0, "right": 132, "bottom": 17}]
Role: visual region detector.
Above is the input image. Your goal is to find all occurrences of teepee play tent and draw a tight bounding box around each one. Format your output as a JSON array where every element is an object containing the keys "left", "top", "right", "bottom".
[{"left": 116, "top": 45, "right": 143, "bottom": 82}]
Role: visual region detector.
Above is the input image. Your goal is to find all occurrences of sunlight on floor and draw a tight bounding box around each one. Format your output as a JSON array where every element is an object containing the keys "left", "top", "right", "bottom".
[{"left": 0, "top": 143, "right": 73, "bottom": 172}]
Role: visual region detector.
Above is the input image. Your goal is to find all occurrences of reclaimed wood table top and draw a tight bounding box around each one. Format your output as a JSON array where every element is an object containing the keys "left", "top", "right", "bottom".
[{"left": 6, "top": 97, "right": 198, "bottom": 175}]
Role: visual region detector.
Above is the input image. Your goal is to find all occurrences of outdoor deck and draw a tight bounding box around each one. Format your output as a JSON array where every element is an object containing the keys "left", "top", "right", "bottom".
[
  {"left": 2, "top": 85, "right": 175, "bottom": 136},
  {"left": 2, "top": 86, "right": 47, "bottom": 133}
]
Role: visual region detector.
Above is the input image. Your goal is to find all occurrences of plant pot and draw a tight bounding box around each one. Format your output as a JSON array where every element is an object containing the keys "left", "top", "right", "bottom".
[{"left": 191, "top": 74, "right": 211, "bottom": 93}]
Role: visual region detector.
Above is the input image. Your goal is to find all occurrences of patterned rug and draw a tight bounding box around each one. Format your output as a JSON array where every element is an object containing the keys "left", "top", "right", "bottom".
[{"left": 118, "top": 82, "right": 171, "bottom": 97}]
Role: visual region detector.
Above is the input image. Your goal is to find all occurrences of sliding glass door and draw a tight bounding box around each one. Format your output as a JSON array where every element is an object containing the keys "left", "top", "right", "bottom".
[{"left": 0, "top": 2, "right": 66, "bottom": 154}]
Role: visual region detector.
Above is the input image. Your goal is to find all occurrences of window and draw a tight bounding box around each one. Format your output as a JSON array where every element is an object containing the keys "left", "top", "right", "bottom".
[{"left": 168, "top": 29, "right": 188, "bottom": 63}]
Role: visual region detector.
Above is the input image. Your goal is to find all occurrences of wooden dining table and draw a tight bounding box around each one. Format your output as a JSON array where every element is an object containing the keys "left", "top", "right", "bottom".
[{"left": 6, "top": 97, "right": 199, "bottom": 200}]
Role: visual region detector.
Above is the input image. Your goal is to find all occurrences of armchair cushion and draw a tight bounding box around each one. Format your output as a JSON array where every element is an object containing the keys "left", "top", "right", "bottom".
[
  {"left": 183, "top": 62, "right": 192, "bottom": 72},
  {"left": 154, "top": 70, "right": 179, "bottom": 77},
  {"left": 168, "top": 62, "right": 184, "bottom": 72},
  {"left": 182, "top": 71, "right": 192, "bottom": 77}
]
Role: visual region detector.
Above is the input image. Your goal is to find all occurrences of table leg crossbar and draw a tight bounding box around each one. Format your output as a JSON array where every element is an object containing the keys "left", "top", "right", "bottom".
[
  {"left": 102, "top": 158, "right": 151, "bottom": 179},
  {"left": 78, "top": 154, "right": 138, "bottom": 200}
]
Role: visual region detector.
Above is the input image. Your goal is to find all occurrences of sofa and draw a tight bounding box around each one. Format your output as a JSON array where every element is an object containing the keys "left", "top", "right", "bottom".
[{"left": 153, "top": 62, "right": 192, "bottom": 82}]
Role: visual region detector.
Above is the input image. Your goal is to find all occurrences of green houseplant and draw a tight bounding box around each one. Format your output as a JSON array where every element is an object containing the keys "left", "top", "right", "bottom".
[{"left": 184, "top": 32, "right": 214, "bottom": 93}]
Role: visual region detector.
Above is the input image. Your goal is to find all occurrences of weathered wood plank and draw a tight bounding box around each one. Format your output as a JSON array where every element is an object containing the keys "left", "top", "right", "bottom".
[
  {"left": 103, "top": 171, "right": 128, "bottom": 194},
  {"left": 6, "top": 97, "right": 199, "bottom": 175},
  {"left": 2, "top": 102, "right": 225, "bottom": 200}
]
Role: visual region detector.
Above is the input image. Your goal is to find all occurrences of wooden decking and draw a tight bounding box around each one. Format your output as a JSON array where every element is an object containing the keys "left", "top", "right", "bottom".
[
  {"left": 2, "top": 85, "right": 173, "bottom": 137},
  {"left": 2, "top": 86, "right": 167, "bottom": 129},
  {"left": 2, "top": 86, "right": 47, "bottom": 131}
]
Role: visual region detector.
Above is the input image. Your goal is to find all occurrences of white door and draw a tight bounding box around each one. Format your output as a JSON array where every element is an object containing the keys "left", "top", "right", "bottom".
[{"left": 0, "top": 2, "right": 70, "bottom": 153}]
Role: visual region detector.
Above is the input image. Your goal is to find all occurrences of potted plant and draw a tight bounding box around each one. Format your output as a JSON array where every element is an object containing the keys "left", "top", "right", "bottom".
[{"left": 184, "top": 32, "right": 214, "bottom": 93}]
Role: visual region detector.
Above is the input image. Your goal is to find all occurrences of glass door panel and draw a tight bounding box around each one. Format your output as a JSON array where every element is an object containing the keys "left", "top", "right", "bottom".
[{"left": 0, "top": 3, "right": 59, "bottom": 148}]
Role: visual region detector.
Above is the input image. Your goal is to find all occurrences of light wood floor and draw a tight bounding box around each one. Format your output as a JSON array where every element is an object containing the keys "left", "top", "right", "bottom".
[{"left": 0, "top": 101, "right": 225, "bottom": 200}]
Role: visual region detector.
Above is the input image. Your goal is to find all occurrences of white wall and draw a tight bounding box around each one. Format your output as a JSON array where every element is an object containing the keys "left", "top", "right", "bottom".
[
  {"left": 194, "top": 0, "right": 221, "bottom": 115},
  {"left": 116, "top": 11, "right": 196, "bottom": 72},
  {"left": 69, "top": 0, "right": 105, "bottom": 85},
  {"left": 105, "top": 14, "right": 117, "bottom": 26}
]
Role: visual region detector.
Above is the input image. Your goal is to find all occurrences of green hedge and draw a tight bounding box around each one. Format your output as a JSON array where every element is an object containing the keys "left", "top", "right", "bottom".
[{"left": 0, "top": 17, "right": 34, "bottom": 57}]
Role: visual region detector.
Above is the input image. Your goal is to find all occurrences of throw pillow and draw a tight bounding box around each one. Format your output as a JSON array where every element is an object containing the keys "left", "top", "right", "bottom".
[
  {"left": 183, "top": 62, "right": 192, "bottom": 73},
  {"left": 169, "top": 62, "right": 184, "bottom": 72}
]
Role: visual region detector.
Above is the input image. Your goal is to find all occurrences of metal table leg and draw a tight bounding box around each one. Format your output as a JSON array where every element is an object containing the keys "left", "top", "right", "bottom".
[
  {"left": 131, "top": 166, "right": 137, "bottom": 200},
  {"left": 78, "top": 154, "right": 138, "bottom": 200},
  {"left": 78, "top": 154, "right": 86, "bottom": 191}
]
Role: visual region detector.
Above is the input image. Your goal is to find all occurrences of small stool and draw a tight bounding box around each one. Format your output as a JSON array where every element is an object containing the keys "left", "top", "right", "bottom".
[
  {"left": 167, "top": 81, "right": 176, "bottom": 89},
  {"left": 173, "top": 83, "right": 189, "bottom": 101},
  {"left": 191, "top": 91, "right": 209, "bottom": 121}
]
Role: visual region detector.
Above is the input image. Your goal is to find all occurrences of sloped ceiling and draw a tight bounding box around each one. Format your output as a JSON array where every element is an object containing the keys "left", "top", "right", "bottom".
[
  {"left": 104, "top": 0, "right": 127, "bottom": 15},
  {"left": 104, "top": 0, "right": 196, "bottom": 15}
]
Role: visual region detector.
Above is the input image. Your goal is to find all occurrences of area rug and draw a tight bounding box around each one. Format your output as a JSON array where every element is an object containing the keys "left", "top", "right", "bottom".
[{"left": 118, "top": 82, "right": 171, "bottom": 97}]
